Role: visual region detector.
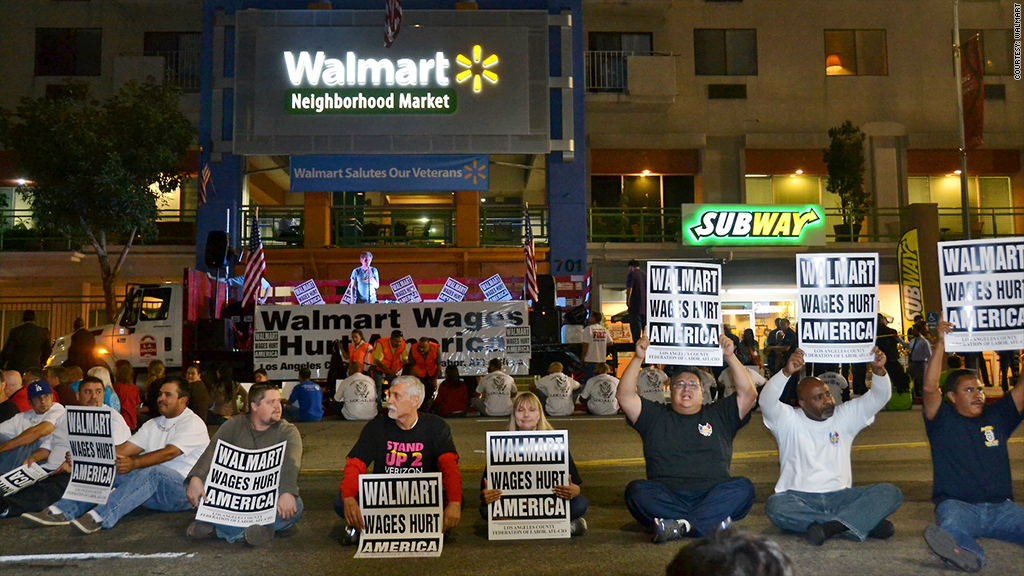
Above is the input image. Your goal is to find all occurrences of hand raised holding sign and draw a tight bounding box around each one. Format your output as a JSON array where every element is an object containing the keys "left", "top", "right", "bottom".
[
  {"left": 634, "top": 333, "right": 650, "bottom": 362},
  {"left": 869, "top": 346, "right": 887, "bottom": 377},
  {"left": 720, "top": 332, "right": 735, "bottom": 357},
  {"left": 783, "top": 349, "right": 805, "bottom": 378}
]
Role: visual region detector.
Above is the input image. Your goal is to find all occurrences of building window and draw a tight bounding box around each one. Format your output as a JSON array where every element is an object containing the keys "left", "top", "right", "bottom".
[
  {"left": 745, "top": 175, "right": 829, "bottom": 206},
  {"left": 959, "top": 29, "right": 1014, "bottom": 76},
  {"left": 909, "top": 175, "right": 1016, "bottom": 237},
  {"left": 585, "top": 32, "right": 653, "bottom": 92},
  {"left": 694, "top": 29, "right": 757, "bottom": 76},
  {"left": 824, "top": 30, "right": 888, "bottom": 76},
  {"left": 144, "top": 32, "right": 202, "bottom": 92},
  {"left": 35, "top": 28, "right": 102, "bottom": 76}
]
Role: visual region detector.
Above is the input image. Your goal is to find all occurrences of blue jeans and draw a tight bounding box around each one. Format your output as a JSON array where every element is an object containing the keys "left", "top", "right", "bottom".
[
  {"left": 765, "top": 483, "right": 903, "bottom": 541},
  {"left": 213, "top": 496, "right": 304, "bottom": 543},
  {"left": 935, "top": 499, "right": 1024, "bottom": 565},
  {"left": 54, "top": 465, "right": 191, "bottom": 529},
  {"left": 624, "top": 477, "right": 754, "bottom": 536},
  {"left": 0, "top": 439, "right": 42, "bottom": 474}
]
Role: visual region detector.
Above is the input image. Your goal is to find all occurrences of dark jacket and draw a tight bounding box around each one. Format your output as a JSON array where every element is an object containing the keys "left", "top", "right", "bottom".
[
  {"left": 0, "top": 322, "right": 51, "bottom": 373},
  {"left": 67, "top": 328, "right": 97, "bottom": 370}
]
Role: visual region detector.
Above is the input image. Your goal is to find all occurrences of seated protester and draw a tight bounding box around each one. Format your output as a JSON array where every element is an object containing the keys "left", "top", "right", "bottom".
[
  {"left": 333, "top": 362, "right": 378, "bottom": 421},
  {"left": 137, "top": 359, "right": 166, "bottom": 424},
  {"left": 0, "top": 381, "right": 66, "bottom": 473},
  {"left": 85, "top": 366, "right": 121, "bottom": 413},
  {"left": 637, "top": 364, "right": 669, "bottom": 405},
  {"left": 284, "top": 368, "right": 324, "bottom": 423},
  {"left": 0, "top": 377, "right": 131, "bottom": 519},
  {"left": 921, "top": 321, "right": 1024, "bottom": 572},
  {"left": 22, "top": 377, "right": 210, "bottom": 533},
  {"left": 253, "top": 369, "right": 270, "bottom": 384},
  {"left": 618, "top": 333, "right": 758, "bottom": 543},
  {"left": 761, "top": 348, "right": 903, "bottom": 545},
  {"left": 814, "top": 363, "right": 849, "bottom": 404},
  {"left": 480, "top": 392, "right": 589, "bottom": 536},
  {"left": 471, "top": 358, "right": 515, "bottom": 417},
  {"left": 696, "top": 367, "right": 719, "bottom": 405},
  {"left": 186, "top": 383, "right": 303, "bottom": 546},
  {"left": 410, "top": 337, "right": 441, "bottom": 409},
  {"left": 45, "top": 366, "right": 74, "bottom": 407},
  {"left": 1, "top": 371, "right": 23, "bottom": 424},
  {"left": 580, "top": 363, "right": 620, "bottom": 415},
  {"left": 210, "top": 365, "right": 247, "bottom": 425},
  {"left": 665, "top": 529, "right": 794, "bottom": 576},
  {"left": 430, "top": 366, "right": 472, "bottom": 418},
  {"left": 12, "top": 368, "right": 42, "bottom": 412},
  {"left": 335, "top": 376, "right": 462, "bottom": 543},
  {"left": 112, "top": 360, "right": 141, "bottom": 430},
  {"left": 532, "top": 362, "right": 581, "bottom": 417},
  {"left": 718, "top": 366, "right": 767, "bottom": 401},
  {"left": 183, "top": 364, "right": 210, "bottom": 425}
]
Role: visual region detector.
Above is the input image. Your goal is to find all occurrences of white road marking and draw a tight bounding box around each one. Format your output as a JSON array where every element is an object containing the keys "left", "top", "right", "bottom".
[{"left": 0, "top": 552, "right": 196, "bottom": 563}]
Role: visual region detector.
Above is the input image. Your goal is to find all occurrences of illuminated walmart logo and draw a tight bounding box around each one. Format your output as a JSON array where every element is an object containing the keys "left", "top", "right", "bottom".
[
  {"left": 464, "top": 158, "right": 487, "bottom": 184},
  {"left": 456, "top": 45, "right": 499, "bottom": 93}
]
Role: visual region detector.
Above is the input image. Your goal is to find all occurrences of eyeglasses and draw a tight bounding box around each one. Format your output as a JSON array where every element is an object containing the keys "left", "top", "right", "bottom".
[{"left": 671, "top": 381, "right": 701, "bottom": 391}]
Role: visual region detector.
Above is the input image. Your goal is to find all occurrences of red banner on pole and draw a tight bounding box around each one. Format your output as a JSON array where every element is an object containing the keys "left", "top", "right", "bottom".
[{"left": 961, "top": 34, "right": 985, "bottom": 150}]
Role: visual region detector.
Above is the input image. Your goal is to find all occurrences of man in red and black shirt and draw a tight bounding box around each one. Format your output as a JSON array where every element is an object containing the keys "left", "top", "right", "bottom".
[{"left": 335, "top": 375, "right": 462, "bottom": 542}]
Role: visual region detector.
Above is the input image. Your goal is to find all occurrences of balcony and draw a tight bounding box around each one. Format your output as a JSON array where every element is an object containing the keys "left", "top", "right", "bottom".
[{"left": 585, "top": 51, "right": 678, "bottom": 108}]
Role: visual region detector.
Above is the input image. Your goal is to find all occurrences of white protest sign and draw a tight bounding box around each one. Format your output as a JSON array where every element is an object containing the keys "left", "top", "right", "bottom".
[
  {"left": 355, "top": 473, "right": 444, "bottom": 558},
  {"left": 390, "top": 275, "right": 423, "bottom": 304},
  {"left": 0, "top": 463, "right": 49, "bottom": 496},
  {"left": 797, "top": 253, "right": 879, "bottom": 363},
  {"left": 293, "top": 279, "right": 325, "bottom": 306},
  {"left": 939, "top": 237, "right": 1024, "bottom": 352},
  {"left": 486, "top": 430, "right": 571, "bottom": 540},
  {"left": 645, "top": 261, "right": 723, "bottom": 365},
  {"left": 340, "top": 281, "right": 356, "bottom": 304},
  {"left": 479, "top": 274, "right": 513, "bottom": 301},
  {"left": 195, "top": 440, "right": 287, "bottom": 528},
  {"left": 437, "top": 278, "right": 469, "bottom": 302},
  {"left": 62, "top": 406, "right": 117, "bottom": 505}
]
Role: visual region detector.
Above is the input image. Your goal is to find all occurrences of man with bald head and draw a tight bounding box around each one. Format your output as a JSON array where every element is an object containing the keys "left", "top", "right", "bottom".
[
  {"left": 761, "top": 347, "right": 902, "bottom": 545},
  {"left": 0, "top": 371, "right": 23, "bottom": 424}
]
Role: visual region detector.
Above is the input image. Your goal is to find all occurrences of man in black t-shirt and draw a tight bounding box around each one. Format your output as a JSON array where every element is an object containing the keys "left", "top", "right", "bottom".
[
  {"left": 617, "top": 333, "right": 758, "bottom": 543},
  {"left": 921, "top": 321, "right": 1024, "bottom": 572},
  {"left": 334, "top": 375, "right": 462, "bottom": 543}
]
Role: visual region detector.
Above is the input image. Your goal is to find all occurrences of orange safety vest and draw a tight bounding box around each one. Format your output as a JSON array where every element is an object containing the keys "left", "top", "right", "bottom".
[
  {"left": 348, "top": 341, "right": 372, "bottom": 372},
  {"left": 378, "top": 339, "right": 406, "bottom": 373},
  {"left": 411, "top": 341, "right": 440, "bottom": 378}
]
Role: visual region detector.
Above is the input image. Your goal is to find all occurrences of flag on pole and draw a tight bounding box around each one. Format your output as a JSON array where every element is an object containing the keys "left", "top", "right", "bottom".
[
  {"left": 524, "top": 206, "right": 539, "bottom": 303},
  {"left": 960, "top": 33, "right": 985, "bottom": 150},
  {"left": 384, "top": 0, "right": 403, "bottom": 48},
  {"left": 582, "top": 268, "right": 592, "bottom": 309},
  {"left": 199, "top": 164, "right": 211, "bottom": 207},
  {"left": 242, "top": 209, "right": 266, "bottom": 307}
]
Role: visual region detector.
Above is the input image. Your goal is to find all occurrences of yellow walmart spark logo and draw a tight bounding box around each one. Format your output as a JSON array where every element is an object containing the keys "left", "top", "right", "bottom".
[
  {"left": 463, "top": 158, "right": 487, "bottom": 184},
  {"left": 456, "top": 45, "right": 498, "bottom": 93}
]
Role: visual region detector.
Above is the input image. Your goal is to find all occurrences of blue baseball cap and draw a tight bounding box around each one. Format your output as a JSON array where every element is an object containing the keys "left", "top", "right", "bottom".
[{"left": 27, "top": 381, "right": 52, "bottom": 400}]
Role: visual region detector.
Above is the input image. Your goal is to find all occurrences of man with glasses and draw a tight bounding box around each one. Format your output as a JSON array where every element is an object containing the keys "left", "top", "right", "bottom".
[
  {"left": 616, "top": 333, "right": 758, "bottom": 543},
  {"left": 921, "top": 321, "right": 1024, "bottom": 572}
]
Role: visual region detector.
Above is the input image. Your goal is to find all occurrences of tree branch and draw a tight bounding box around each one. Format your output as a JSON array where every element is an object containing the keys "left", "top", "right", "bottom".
[{"left": 111, "top": 226, "right": 137, "bottom": 278}]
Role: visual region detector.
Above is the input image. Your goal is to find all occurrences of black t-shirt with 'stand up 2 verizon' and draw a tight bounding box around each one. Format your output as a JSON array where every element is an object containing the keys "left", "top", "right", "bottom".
[{"left": 348, "top": 412, "right": 458, "bottom": 474}]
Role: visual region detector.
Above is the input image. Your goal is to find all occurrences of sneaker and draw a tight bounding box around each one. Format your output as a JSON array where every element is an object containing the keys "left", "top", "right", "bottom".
[
  {"left": 71, "top": 512, "right": 102, "bottom": 534},
  {"left": 21, "top": 509, "right": 71, "bottom": 527},
  {"left": 243, "top": 524, "right": 275, "bottom": 547},
  {"left": 652, "top": 517, "right": 690, "bottom": 544},
  {"left": 719, "top": 516, "right": 733, "bottom": 531},
  {"left": 187, "top": 521, "right": 217, "bottom": 541},
  {"left": 339, "top": 524, "right": 360, "bottom": 546},
  {"left": 570, "top": 517, "right": 588, "bottom": 537},
  {"left": 0, "top": 495, "right": 9, "bottom": 519},
  {"left": 924, "top": 525, "right": 982, "bottom": 573}
]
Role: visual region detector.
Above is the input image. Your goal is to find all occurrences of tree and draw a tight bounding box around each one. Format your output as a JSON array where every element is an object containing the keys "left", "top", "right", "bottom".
[
  {"left": 823, "top": 120, "right": 868, "bottom": 239},
  {"left": 0, "top": 81, "right": 194, "bottom": 321}
]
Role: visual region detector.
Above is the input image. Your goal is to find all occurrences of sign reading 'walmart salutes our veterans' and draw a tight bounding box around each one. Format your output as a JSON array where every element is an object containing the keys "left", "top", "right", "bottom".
[
  {"left": 291, "top": 155, "right": 488, "bottom": 192},
  {"left": 681, "top": 204, "right": 826, "bottom": 246}
]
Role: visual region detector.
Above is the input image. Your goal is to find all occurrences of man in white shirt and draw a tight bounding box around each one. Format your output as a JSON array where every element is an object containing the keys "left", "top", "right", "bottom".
[
  {"left": 581, "top": 312, "right": 614, "bottom": 383},
  {"left": 333, "top": 362, "right": 378, "bottom": 421},
  {"left": 761, "top": 347, "right": 902, "bottom": 546},
  {"left": 636, "top": 364, "right": 668, "bottom": 404},
  {"left": 23, "top": 377, "right": 210, "bottom": 533},
  {"left": 471, "top": 358, "right": 515, "bottom": 416},
  {"left": 0, "top": 381, "right": 66, "bottom": 474},
  {"left": 580, "top": 363, "right": 619, "bottom": 415},
  {"left": 533, "top": 362, "right": 581, "bottom": 417}
]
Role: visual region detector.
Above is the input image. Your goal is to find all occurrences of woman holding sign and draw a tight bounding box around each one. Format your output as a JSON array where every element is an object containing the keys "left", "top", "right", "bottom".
[{"left": 480, "top": 392, "right": 589, "bottom": 537}]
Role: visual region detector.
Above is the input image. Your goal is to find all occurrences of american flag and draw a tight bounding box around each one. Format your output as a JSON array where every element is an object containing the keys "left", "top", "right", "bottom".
[
  {"left": 524, "top": 206, "right": 539, "bottom": 303},
  {"left": 384, "top": 0, "right": 403, "bottom": 48},
  {"left": 199, "top": 164, "right": 211, "bottom": 207},
  {"left": 242, "top": 209, "right": 266, "bottom": 307}
]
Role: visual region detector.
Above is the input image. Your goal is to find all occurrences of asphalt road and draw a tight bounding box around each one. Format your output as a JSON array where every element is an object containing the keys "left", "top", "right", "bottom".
[{"left": 2, "top": 406, "right": 1023, "bottom": 575}]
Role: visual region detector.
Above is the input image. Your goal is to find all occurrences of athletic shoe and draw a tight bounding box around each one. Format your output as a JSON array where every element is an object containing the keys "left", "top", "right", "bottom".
[
  {"left": 21, "top": 509, "right": 70, "bottom": 526},
  {"left": 651, "top": 517, "right": 690, "bottom": 544},
  {"left": 0, "top": 495, "right": 9, "bottom": 519},
  {"left": 243, "top": 524, "right": 275, "bottom": 547},
  {"left": 187, "top": 521, "right": 217, "bottom": 540},
  {"left": 570, "top": 517, "right": 588, "bottom": 537},
  {"left": 71, "top": 513, "right": 102, "bottom": 534},
  {"left": 339, "top": 524, "right": 360, "bottom": 546},
  {"left": 923, "top": 525, "right": 982, "bottom": 573}
]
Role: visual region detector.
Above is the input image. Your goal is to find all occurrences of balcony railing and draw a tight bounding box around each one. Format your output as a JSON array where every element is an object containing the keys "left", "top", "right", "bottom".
[
  {"left": 585, "top": 50, "right": 654, "bottom": 92},
  {"left": 589, "top": 207, "right": 682, "bottom": 242},
  {"left": 0, "top": 208, "right": 197, "bottom": 250},
  {"left": 480, "top": 205, "right": 549, "bottom": 246},
  {"left": 146, "top": 49, "right": 201, "bottom": 93},
  {"left": 240, "top": 207, "right": 305, "bottom": 247},
  {"left": 329, "top": 206, "right": 455, "bottom": 247}
]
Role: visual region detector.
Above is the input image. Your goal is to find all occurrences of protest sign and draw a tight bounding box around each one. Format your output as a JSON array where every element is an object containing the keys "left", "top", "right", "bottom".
[
  {"left": 390, "top": 275, "right": 423, "bottom": 304},
  {"left": 340, "top": 281, "right": 356, "bottom": 304},
  {"left": 796, "top": 253, "right": 879, "bottom": 363},
  {"left": 355, "top": 473, "right": 444, "bottom": 558},
  {"left": 0, "top": 463, "right": 49, "bottom": 497},
  {"left": 62, "top": 406, "right": 117, "bottom": 505},
  {"left": 293, "top": 279, "right": 326, "bottom": 306},
  {"left": 645, "top": 261, "right": 723, "bottom": 365},
  {"left": 486, "top": 431, "right": 571, "bottom": 540},
  {"left": 939, "top": 237, "right": 1024, "bottom": 352},
  {"left": 480, "top": 274, "right": 513, "bottom": 301},
  {"left": 437, "top": 278, "right": 469, "bottom": 302},
  {"left": 195, "top": 440, "right": 287, "bottom": 528}
]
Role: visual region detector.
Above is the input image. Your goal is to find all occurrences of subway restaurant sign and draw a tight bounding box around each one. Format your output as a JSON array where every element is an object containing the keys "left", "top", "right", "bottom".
[
  {"left": 681, "top": 204, "right": 826, "bottom": 246},
  {"left": 234, "top": 10, "right": 551, "bottom": 155}
]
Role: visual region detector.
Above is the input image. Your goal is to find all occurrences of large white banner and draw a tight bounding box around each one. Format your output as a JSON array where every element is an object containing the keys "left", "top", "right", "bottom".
[
  {"left": 939, "top": 237, "right": 1024, "bottom": 352},
  {"left": 486, "top": 431, "right": 571, "bottom": 540},
  {"left": 62, "top": 406, "right": 116, "bottom": 505},
  {"left": 195, "top": 440, "right": 287, "bottom": 528},
  {"left": 645, "top": 261, "right": 723, "bottom": 366},
  {"left": 797, "top": 253, "right": 879, "bottom": 363},
  {"left": 355, "top": 473, "right": 444, "bottom": 558},
  {"left": 254, "top": 301, "right": 530, "bottom": 380}
]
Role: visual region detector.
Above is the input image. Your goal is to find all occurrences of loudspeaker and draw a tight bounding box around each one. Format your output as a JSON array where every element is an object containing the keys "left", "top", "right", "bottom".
[
  {"left": 535, "top": 274, "right": 556, "bottom": 310},
  {"left": 197, "top": 318, "right": 233, "bottom": 351},
  {"left": 529, "top": 308, "right": 560, "bottom": 346},
  {"left": 205, "top": 231, "right": 230, "bottom": 268}
]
